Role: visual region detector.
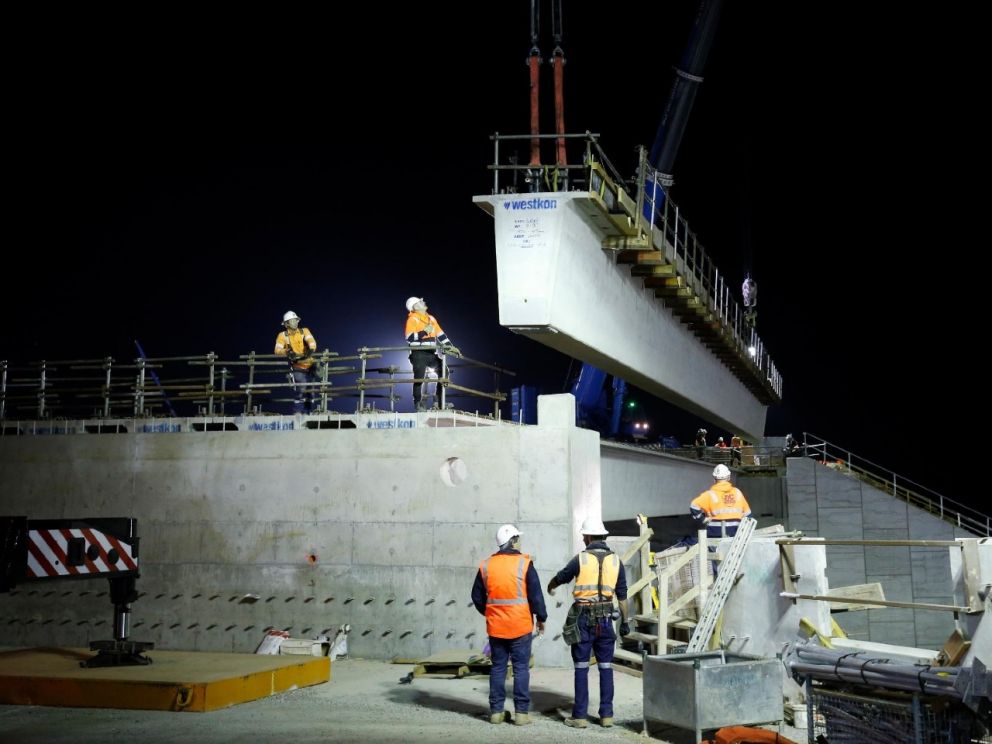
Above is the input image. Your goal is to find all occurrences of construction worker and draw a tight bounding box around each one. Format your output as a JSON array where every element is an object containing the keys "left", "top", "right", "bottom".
[
  {"left": 730, "top": 435, "right": 744, "bottom": 467},
  {"left": 715, "top": 436, "right": 728, "bottom": 448},
  {"left": 471, "top": 524, "right": 547, "bottom": 726},
  {"left": 404, "top": 297, "right": 460, "bottom": 411},
  {"left": 274, "top": 310, "right": 318, "bottom": 414},
  {"left": 546, "top": 517, "right": 628, "bottom": 729},
  {"left": 690, "top": 464, "right": 752, "bottom": 539},
  {"left": 694, "top": 427, "right": 708, "bottom": 459}
]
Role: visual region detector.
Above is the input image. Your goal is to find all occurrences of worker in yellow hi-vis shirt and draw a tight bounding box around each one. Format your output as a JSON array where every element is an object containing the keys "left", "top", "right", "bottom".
[{"left": 274, "top": 310, "right": 318, "bottom": 414}]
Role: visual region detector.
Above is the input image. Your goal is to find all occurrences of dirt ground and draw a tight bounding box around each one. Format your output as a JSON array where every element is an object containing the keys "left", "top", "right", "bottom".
[{"left": 0, "top": 657, "right": 806, "bottom": 743}]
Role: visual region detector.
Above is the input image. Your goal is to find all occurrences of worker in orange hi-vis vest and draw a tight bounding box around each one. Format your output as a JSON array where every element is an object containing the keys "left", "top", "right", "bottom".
[
  {"left": 690, "top": 464, "right": 752, "bottom": 539},
  {"left": 404, "top": 296, "right": 460, "bottom": 411},
  {"left": 471, "top": 524, "right": 547, "bottom": 726},
  {"left": 274, "top": 310, "right": 318, "bottom": 414}
]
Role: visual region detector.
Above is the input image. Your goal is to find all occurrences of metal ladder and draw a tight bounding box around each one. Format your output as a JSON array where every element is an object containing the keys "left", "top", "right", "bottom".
[{"left": 685, "top": 516, "right": 756, "bottom": 653}]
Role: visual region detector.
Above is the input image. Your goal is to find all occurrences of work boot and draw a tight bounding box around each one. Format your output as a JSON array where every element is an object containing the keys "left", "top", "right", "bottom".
[
  {"left": 514, "top": 713, "right": 531, "bottom": 726},
  {"left": 564, "top": 717, "right": 588, "bottom": 728},
  {"left": 601, "top": 717, "right": 614, "bottom": 727},
  {"left": 489, "top": 712, "right": 505, "bottom": 724}
]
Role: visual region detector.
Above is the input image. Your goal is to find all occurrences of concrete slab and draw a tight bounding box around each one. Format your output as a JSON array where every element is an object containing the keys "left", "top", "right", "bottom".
[{"left": 0, "top": 647, "right": 329, "bottom": 712}]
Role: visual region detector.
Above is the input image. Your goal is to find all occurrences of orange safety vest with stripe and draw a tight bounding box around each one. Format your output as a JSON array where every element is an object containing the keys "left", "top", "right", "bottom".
[
  {"left": 479, "top": 553, "right": 534, "bottom": 639},
  {"left": 405, "top": 311, "right": 448, "bottom": 347},
  {"left": 275, "top": 328, "right": 317, "bottom": 369},
  {"left": 690, "top": 480, "right": 751, "bottom": 523},
  {"left": 572, "top": 549, "right": 620, "bottom": 602}
]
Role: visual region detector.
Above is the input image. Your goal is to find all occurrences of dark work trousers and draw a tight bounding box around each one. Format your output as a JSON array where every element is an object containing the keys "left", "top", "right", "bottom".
[
  {"left": 571, "top": 611, "right": 616, "bottom": 720},
  {"left": 408, "top": 349, "right": 440, "bottom": 408},
  {"left": 290, "top": 366, "right": 317, "bottom": 414},
  {"left": 489, "top": 632, "right": 533, "bottom": 714}
]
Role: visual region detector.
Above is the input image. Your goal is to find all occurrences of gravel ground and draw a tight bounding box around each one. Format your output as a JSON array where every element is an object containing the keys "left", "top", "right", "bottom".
[{"left": 0, "top": 657, "right": 806, "bottom": 743}]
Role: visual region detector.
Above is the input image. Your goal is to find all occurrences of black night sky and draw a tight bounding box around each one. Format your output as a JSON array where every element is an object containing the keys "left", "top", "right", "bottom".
[{"left": 3, "top": 4, "right": 982, "bottom": 507}]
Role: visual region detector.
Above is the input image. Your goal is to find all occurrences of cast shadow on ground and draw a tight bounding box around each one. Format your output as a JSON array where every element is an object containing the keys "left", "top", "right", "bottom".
[{"left": 387, "top": 682, "right": 573, "bottom": 722}]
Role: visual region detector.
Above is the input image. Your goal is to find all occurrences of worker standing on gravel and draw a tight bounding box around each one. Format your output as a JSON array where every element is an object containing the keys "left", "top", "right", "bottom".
[
  {"left": 547, "top": 517, "right": 629, "bottom": 729},
  {"left": 472, "top": 524, "right": 547, "bottom": 726}
]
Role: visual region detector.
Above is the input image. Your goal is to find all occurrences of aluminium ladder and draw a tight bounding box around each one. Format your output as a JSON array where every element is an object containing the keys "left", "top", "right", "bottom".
[{"left": 685, "top": 516, "right": 756, "bottom": 653}]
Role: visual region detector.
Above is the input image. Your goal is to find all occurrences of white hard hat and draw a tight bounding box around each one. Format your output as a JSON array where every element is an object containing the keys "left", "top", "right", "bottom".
[
  {"left": 496, "top": 524, "right": 521, "bottom": 547},
  {"left": 283, "top": 310, "right": 300, "bottom": 323},
  {"left": 579, "top": 517, "right": 608, "bottom": 536},
  {"left": 406, "top": 296, "right": 424, "bottom": 312},
  {"left": 712, "top": 464, "right": 731, "bottom": 480}
]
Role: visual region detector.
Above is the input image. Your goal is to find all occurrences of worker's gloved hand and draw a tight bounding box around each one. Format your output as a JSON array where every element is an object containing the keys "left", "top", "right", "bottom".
[
  {"left": 546, "top": 580, "right": 557, "bottom": 596},
  {"left": 619, "top": 621, "right": 631, "bottom": 637},
  {"left": 424, "top": 324, "right": 435, "bottom": 335},
  {"left": 536, "top": 620, "right": 545, "bottom": 635},
  {"left": 286, "top": 351, "right": 300, "bottom": 361},
  {"left": 447, "top": 345, "right": 461, "bottom": 356}
]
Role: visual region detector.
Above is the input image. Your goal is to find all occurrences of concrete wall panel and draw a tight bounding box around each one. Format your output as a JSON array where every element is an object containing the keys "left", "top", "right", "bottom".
[
  {"left": 0, "top": 407, "right": 603, "bottom": 666},
  {"left": 786, "top": 458, "right": 970, "bottom": 648}
]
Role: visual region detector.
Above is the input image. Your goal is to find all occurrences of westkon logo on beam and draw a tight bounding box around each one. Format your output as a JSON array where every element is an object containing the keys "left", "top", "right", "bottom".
[{"left": 503, "top": 198, "right": 558, "bottom": 210}]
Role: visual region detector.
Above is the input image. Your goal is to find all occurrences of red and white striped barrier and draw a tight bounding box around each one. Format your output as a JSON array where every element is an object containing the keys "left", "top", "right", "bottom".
[{"left": 26, "top": 527, "right": 138, "bottom": 579}]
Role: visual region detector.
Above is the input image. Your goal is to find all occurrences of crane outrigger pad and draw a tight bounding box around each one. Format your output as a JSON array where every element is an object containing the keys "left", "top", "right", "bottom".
[{"left": 0, "top": 647, "right": 329, "bottom": 711}]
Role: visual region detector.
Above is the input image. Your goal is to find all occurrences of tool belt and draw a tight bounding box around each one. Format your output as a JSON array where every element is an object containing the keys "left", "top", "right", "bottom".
[{"left": 561, "top": 601, "right": 615, "bottom": 645}]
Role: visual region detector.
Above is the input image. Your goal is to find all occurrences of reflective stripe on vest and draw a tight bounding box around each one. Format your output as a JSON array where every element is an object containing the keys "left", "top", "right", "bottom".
[
  {"left": 573, "top": 550, "right": 619, "bottom": 601},
  {"left": 480, "top": 553, "right": 533, "bottom": 638}
]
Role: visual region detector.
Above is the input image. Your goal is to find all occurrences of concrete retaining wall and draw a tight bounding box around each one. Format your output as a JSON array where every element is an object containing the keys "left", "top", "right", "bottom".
[
  {"left": 0, "top": 395, "right": 598, "bottom": 666},
  {"left": 786, "top": 456, "right": 976, "bottom": 648}
]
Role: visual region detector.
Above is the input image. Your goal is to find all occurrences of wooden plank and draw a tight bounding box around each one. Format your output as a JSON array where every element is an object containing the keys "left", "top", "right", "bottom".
[
  {"left": 776, "top": 538, "right": 965, "bottom": 548},
  {"left": 632, "top": 264, "right": 677, "bottom": 277},
  {"left": 638, "top": 517, "right": 652, "bottom": 640},
  {"left": 620, "top": 530, "right": 654, "bottom": 564},
  {"left": 961, "top": 540, "right": 984, "bottom": 611},
  {"left": 826, "top": 582, "right": 885, "bottom": 611},
  {"left": 613, "top": 648, "right": 643, "bottom": 665},
  {"left": 624, "top": 632, "right": 658, "bottom": 644},
  {"left": 780, "top": 591, "right": 970, "bottom": 613},
  {"left": 627, "top": 571, "right": 654, "bottom": 597},
  {"left": 780, "top": 545, "right": 798, "bottom": 594},
  {"left": 831, "top": 638, "right": 939, "bottom": 666}
]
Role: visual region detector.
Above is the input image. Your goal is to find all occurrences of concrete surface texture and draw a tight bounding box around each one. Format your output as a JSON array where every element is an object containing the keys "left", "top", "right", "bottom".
[
  {"left": 786, "top": 456, "right": 979, "bottom": 648},
  {"left": 720, "top": 537, "right": 830, "bottom": 699},
  {"left": 477, "top": 192, "right": 768, "bottom": 438},
  {"left": 0, "top": 657, "right": 806, "bottom": 744},
  {"left": 0, "top": 395, "right": 599, "bottom": 667}
]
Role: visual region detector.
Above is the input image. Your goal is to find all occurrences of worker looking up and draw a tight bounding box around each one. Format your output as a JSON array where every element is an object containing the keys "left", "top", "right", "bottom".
[
  {"left": 471, "top": 524, "right": 547, "bottom": 726},
  {"left": 404, "top": 297, "right": 460, "bottom": 411},
  {"left": 690, "top": 464, "right": 752, "bottom": 539},
  {"left": 274, "top": 310, "right": 318, "bottom": 414},
  {"left": 547, "top": 517, "right": 628, "bottom": 729}
]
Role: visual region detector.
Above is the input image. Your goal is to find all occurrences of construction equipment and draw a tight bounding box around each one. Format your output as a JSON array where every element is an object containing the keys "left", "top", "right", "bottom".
[
  {"left": 685, "top": 516, "right": 755, "bottom": 653},
  {"left": 1, "top": 516, "right": 152, "bottom": 667}
]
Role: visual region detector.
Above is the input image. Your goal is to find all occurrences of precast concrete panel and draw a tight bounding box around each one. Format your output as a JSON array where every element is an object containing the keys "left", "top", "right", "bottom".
[
  {"left": 599, "top": 443, "right": 714, "bottom": 521},
  {"left": 0, "top": 406, "right": 597, "bottom": 666},
  {"left": 786, "top": 457, "right": 971, "bottom": 648},
  {"left": 479, "top": 193, "right": 768, "bottom": 438}
]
